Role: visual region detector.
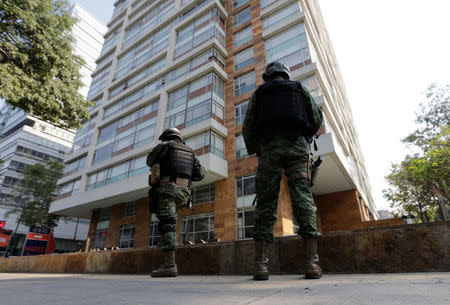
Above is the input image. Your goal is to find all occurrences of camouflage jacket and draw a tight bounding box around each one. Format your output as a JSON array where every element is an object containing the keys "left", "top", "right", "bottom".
[
  {"left": 146, "top": 141, "right": 206, "bottom": 196},
  {"left": 242, "top": 81, "right": 323, "bottom": 155}
]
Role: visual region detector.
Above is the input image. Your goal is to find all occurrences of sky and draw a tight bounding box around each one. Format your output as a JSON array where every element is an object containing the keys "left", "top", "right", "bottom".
[{"left": 72, "top": 0, "right": 450, "bottom": 211}]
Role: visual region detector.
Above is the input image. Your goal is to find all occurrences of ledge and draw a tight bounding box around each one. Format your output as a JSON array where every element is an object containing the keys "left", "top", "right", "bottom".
[{"left": 1, "top": 221, "right": 449, "bottom": 274}]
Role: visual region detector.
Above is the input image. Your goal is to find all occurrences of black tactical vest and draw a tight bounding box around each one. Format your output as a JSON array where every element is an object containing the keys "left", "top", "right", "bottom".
[
  {"left": 255, "top": 80, "right": 312, "bottom": 140},
  {"left": 159, "top": 140, "right": 195, "bottom": 179}
]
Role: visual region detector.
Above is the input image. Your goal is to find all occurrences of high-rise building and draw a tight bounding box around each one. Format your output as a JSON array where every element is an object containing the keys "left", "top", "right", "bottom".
[
  {"left": 0, "top": 3, "right": 106, "bottom": 255},
  {"left": 50, "top": 0, "right": 377, "bottom": 250},
  {"left": 70, "top": 3, "right": 109, "bottom": 98}
]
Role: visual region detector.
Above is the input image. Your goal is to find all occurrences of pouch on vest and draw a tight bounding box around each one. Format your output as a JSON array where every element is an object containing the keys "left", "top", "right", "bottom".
[{"left": 150, "top": 163, "right": 160, "bottom": 186}]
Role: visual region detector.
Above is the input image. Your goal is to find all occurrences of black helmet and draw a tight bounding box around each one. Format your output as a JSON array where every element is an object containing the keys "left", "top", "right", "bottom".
[
  {"left": 159, "top": 127, "right": 182, "bottom": 141},
  {"left": 262, "top": 61, "right": 290, "bottom": 82}
]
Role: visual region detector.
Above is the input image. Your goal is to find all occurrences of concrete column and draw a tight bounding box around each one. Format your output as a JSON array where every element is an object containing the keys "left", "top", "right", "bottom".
[
  {"left": 134, "top": 198, "right": 151, "bottom": 248},
  {"left": 106, "top": 204, "right": 123, "bottom": 248}
]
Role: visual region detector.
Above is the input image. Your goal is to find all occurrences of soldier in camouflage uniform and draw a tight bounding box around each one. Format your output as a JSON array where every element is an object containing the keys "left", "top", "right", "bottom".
[
  {"left": 147, "top": 128, "right": 205, "bottom": 277},
  {"left": 242, "top": 62, "right": 323, "bottom": 281}
]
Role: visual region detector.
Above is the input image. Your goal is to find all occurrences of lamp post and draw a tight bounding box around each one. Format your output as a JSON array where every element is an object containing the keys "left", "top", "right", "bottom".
[{"left": 0, "top": 49, "right": 8, "bottom": 63}]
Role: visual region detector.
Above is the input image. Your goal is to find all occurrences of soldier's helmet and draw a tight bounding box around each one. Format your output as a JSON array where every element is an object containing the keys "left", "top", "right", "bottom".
[
  {"left": 159, "top": 127, "right": 182, "bottom": 141},
  {"left": 262, "top": 61, "right": 291, "bottom": 82}
]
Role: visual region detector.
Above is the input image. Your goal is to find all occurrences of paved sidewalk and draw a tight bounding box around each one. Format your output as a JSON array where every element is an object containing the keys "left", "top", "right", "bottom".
[{"left": 0, "top": 273, "right": 449, "bottom": 305}]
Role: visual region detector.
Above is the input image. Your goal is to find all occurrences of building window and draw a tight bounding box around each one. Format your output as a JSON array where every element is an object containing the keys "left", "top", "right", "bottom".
[
  {"left": 185, "top": 130, "right": 225, "bottom": 158},
  {"left": 234, "top": 47, "right": 254, "bottom": 71},
  {"left": 260, "top": 0, "right": 277, "bottom": 8},
  {"left": 115, "top": 25, "right": 170, "bottom": 79},
  {"left": 236, "top": 174, "right": 256, "bottom": 208},
  {"left": 181, "top": 213, "right": 214, "bottom": 244},
  {"left": 59, "top": 179, "right": 81, "bottom": 197},
  {"left": 233, "top": 0, "right": 249, "bottom": 10},
  {"left": 93, "top": 208, "right": 111, "bottom": 249},
  {"left": 112, "top": 0, "right": 129, "bottom": 18},
  {"left": 235, "top": 134, "right": 248, "bottom": 159},
  {"left": 8, "top": 160, "right": 27, "bottom": 173},
  {"left": 87, "top": 155, "right": 148, "bottom": 190},
  {"left": 148, "top": 214, "right": 160, "bottom": 247},
  {"left": 94, "top": 102, "right": 159, "bottom": 164},
  {"left": 64, "top": 156, "right": 86, "bottom": 176},
  {"left": 93, "top": 229, "right": 108, "bottom": 249},
  {"left": 234, "top": 71, "right": 256, "bottom": 96},
  {"left": 236, "top": 174, "right": 256, "bottom": 240},
  {"left": 122, "top": 201, "right": 139, "bottom": 218},
  {"left": 72, "top": 115, "right": 96, "bottom": 152},
  {"left": 87, "top": 66, "right": 110, "bottom": 100},
  {"left": 234, "top": 26, "right": 253, "bottom": 48},
  {"left": 165, "top": 73, "right": 225, "bottom": 130},
  {"left": 237, "top": 208, "right": 256, "bottom": 239},
  {"left": 235, "top": 100, "right": 248, "bottom": 126},
  {"left": 100, "top": 28, "right": 120, "bottom": 56},
  {"left": 175, "top": 9, "right": 226, "bottom": 58},
  {"left": 2, "top": 176, "right": 22, "bottom": 187},
  {"left": 265, "top": 24, "right": 311, "bottom": 72},
  {"left": 122, "top": 0, "right": 175, "bottom": 48},
  {"left": 109, "top": 58, "right": 166, "bottom": 98},
  {"left": 233, "top": 7, "right": 251, "bottom": 28},
  {"left": 119, "top": 224, "right": 136, "bottom": 248},
  {"left": 95, "top": 53, "right": 114, "bottom": 72},
  {"left": 262, "top": 2, "right": 301, "bottom": 30},
  {"left": 192, "top": 184, "right": 215, "bottom": 205},
  {"left": 15, "top": 146, "right": 63, "bottom": 163},
  {"left": 105, "top": 48, "right": 225, "bottom": 120}
]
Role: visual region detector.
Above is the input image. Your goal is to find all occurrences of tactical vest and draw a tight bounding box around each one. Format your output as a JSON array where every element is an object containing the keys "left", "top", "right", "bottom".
[
  {"left": 159, "top": 140, "right": 195, "bottom": 180},
  {"left": 255, "top": 80, "right": 312, "bottom": 140}
]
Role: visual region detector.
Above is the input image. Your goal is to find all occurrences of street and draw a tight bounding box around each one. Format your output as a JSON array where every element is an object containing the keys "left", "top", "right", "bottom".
[{"left": 0, "top": 273, "right": 449, "bottom": 305}]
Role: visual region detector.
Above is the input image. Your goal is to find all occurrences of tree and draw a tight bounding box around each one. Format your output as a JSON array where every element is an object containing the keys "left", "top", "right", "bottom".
[
  {"left": 408, "top": 127, "right": 450, "bottom": 220},
  {"left": 384, "top": 84, "right": 450, "bottom": 221},
  {"left": 0, "top": 0, "right": 91, "bottom": 129},
  {"left": 6, "top": 160, "right": 65, "bottom": 228},
  {"left": 384, "top": 157, "right": 435, "bottom": 223}
]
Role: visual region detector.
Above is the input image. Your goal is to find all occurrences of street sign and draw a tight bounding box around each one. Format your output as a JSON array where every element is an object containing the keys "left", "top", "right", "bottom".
[
  {"left": 0, "top": 231, "right": 11, "bottom": 248},
  {"left": 22, "top": 226, "right": 51, "bottom": 256}
]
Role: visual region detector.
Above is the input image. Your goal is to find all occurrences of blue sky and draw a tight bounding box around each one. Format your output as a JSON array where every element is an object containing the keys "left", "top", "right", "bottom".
[
  {"left": 71, "top": 0, "right": 450, "bottom": 211},
  {"left": 72, "top": 0, "right": 114, "bottom": 24}
]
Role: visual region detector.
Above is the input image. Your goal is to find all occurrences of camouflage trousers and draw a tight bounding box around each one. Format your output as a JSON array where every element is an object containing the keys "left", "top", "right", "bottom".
[
  {"left": 253, "top": 137, "right": 321, "bottom": 243},
  {"left": 157, "top": 186, "right": 190, "bottom": 251}
]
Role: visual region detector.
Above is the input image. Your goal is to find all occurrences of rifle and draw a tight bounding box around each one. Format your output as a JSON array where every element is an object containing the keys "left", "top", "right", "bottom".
[
  {"left": 148, "top": 185, "right": 158, "bottom": 214},
  {"left": 310, "top": 155, "right": 324, "bottom": 187}
]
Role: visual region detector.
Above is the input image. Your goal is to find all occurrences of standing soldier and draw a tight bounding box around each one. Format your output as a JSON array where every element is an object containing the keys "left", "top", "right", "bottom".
[
  {"left": 242, "top": 62, "right": 324, "bottom": 281},
  {"left": 147, "top": 127, "right": 205, "bottom": 277}
]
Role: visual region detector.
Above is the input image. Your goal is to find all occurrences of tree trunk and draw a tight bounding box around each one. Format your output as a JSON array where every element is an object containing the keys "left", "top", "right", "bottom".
[{"left": 431, "top": 185, "right": 449, "bottom": 220}]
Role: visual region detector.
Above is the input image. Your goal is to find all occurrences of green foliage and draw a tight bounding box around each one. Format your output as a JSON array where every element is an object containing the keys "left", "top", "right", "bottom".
[
  {"left": 0, "top": 0, "right": 92, "bottom": 129},
  {"left": 384, "top": 84, "right": 450, "bottom": 221},
  {"left": 5, "top": 160, "right": 65, "bottom": 228},
  {"left": 384, "top": 157, "right": 434, "bottom": 223}
]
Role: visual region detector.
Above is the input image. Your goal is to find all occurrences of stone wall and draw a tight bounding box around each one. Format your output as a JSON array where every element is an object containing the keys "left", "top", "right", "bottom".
[{"left": 1, "top": 221, "right": 448, "bottom": 274}]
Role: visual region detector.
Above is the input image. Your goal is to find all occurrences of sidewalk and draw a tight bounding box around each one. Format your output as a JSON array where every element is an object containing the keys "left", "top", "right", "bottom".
[{"left": 0, "top": 273, "right": 449, "bottom": 305}]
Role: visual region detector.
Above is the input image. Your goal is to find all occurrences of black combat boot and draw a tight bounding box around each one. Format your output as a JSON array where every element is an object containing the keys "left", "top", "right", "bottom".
[
  {"left": 151, "top": 250, "right": 177, "bottom": 277},
  {"left": 304, "top": 237, "right": 322, "bottom": 279},
  {"left": 253, "top": 239, "right": 269, "bottom": 281}
]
